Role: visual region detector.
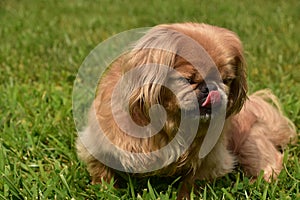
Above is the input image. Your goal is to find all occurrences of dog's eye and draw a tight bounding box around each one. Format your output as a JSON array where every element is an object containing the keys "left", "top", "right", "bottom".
[
  {"left": 223, "top": 78, "right": 234, "bottom": 85},
  {"left": 179, "top": 76, "right": 195, "bottom": 84},
  {"left": 186, "top": 78, "right": 195, "bottom": 84}
]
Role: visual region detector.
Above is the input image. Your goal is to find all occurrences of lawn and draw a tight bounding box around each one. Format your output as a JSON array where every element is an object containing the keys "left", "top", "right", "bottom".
[{"left": 0, "top": 0, "right": 299, "bottom": 199}]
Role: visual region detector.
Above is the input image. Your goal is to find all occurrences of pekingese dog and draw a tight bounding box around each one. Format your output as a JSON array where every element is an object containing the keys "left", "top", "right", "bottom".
[{"left": 76, "top": 23, "right": 297, "bottom": 199}]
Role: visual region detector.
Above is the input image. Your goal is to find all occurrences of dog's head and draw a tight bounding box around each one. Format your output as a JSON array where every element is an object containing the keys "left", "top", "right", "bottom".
[{"left": 114, "top": 23, "right": 247, "bottom": 135}]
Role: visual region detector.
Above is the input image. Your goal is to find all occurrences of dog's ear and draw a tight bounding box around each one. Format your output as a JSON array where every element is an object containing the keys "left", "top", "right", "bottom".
[
  {"left": 226, "top": 40, "right": 248, "bottom": 117},
  {"left": 120, "top": 27, "right": 182, "bottom": 123}
]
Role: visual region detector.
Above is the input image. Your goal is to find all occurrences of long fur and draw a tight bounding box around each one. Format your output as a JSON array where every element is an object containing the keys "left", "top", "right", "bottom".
[
  {"left": 229, "top": 89, "right": 297, "bottom": 180},
  {"left": 76, "top": 23, "right": 298, "bottom": 199}
]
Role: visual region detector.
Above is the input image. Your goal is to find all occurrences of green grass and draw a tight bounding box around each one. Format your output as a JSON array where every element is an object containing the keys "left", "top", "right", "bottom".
[{"left": 1, "top": 0, "right": 300, "bottom": 199}]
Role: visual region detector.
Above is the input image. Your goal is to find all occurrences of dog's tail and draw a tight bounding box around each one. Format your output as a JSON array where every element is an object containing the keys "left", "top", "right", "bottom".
[{"left": 246, "top": 89, "right": 298, "bottom": 147}]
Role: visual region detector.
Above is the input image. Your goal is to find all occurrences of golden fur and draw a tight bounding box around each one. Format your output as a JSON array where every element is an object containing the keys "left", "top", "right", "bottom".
[{"left": 76, "top": 23, "right": 297, "bottom": 199}]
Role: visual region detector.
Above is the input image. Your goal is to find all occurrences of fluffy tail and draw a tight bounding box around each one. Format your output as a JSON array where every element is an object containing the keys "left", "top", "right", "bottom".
[{"left": 247, "top": 89, "right": 298, "bottom": 146}]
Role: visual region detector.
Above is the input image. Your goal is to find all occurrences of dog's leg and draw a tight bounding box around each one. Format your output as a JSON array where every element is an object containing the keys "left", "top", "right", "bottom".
[
  {"left": 235, "top": 129, "right": 283, "bottom": 181},
  {"left": 76, "top": 138, "right": 115, "bottom": 184},
  {"left": 87, "top": 158, "right": 115, "bottom": 184},
  {"left": 177, "top": 174, "right": 195, "bottom": 200}
]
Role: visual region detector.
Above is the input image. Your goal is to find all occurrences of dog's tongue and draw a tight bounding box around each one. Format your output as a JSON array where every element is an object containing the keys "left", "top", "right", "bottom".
[{"left": 202, "top": 90, "right": 221, "bottom": 107}]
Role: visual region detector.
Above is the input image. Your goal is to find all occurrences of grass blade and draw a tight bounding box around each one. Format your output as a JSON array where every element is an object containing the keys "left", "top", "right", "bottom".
[
  {"left": 147, "top": 180, "right": 157, "bottom": 199},
  {"left": 221, "top": 188, "right": 234, "bottom": 200},
  {"left": 59, "top": 173, "right": 72, "bottom": 198},
  {"left": 1, "top": 174, "right": 22, "bottom": 199},
  {"left": 128, "top": 176, "right": 136, "bottom": 200}
]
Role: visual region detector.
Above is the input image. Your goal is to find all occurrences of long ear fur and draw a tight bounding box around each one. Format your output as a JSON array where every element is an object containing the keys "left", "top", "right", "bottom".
[
  {"left": 226, "top": 34, "right": 248, "bottom": 117},
  {"left": 120, "top": 27, "right": 185, "bottom": 121}
]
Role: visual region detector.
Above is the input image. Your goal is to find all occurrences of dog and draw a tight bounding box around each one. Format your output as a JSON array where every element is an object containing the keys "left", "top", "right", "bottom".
[{"left": 76, "top": 23, "right": 297, "bottom": 199}]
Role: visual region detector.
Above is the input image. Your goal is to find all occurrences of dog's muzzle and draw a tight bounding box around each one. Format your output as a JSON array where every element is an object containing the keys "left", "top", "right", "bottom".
[{"left": 198, "top": 83, "right": 222, "bottom": 116}]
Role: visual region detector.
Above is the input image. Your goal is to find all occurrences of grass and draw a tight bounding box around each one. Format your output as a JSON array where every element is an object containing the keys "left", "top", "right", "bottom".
[{"left": 0, "top": 0, "right": 300, "bottom": 199}]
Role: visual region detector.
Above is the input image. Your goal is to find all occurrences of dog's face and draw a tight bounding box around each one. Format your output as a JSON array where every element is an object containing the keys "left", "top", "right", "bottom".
[
  {"left": 165, "top": 56, "right": 229, "bottom": 120},
  {"left": 122, "top": 23, "right": 247, "bottom": 131}
]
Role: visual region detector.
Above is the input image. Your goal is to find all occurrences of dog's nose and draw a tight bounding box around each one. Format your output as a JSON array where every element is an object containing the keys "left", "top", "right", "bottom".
[{"left": 200, "top": 83, "right": 218, "bottom": 94}]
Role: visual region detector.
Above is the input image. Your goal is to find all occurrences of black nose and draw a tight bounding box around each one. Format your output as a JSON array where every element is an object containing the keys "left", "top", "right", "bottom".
[
  {"left": 198, "top": 83, "right": 217, "bottom": 106},
  {"left": 199, "top": 83, "right": 217, "bottom": 94}
]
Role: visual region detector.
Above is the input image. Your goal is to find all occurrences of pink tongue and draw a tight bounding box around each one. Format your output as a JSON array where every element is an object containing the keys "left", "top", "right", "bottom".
[{"left": 202, "top": 90, "right": 221, "bottom": 107}]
